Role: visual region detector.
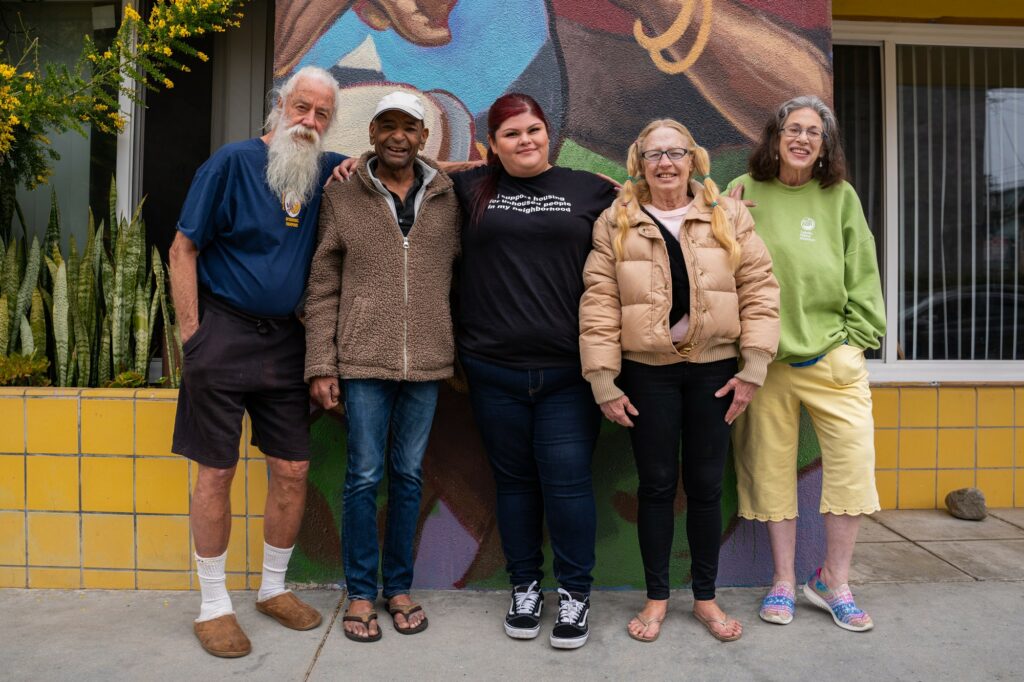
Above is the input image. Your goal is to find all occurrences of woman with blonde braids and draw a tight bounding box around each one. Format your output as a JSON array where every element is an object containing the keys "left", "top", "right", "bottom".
[{"left": 579, "top": 119, "right": 779, "bottom": 643}]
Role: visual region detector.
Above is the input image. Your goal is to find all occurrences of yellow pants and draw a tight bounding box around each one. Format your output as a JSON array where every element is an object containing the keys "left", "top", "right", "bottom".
[{"left": 733, "top": 344, "right": 880, "bottom": 520}]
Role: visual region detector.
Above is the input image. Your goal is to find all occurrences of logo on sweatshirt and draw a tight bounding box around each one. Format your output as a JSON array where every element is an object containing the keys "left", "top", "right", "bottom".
[{"left": 799, "top": 217, "right": 816, "bottom": 242}]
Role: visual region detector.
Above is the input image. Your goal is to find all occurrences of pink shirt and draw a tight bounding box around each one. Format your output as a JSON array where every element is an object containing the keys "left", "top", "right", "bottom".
[{"left": 644, "top": 203, "right": 692, "bottom": 343}]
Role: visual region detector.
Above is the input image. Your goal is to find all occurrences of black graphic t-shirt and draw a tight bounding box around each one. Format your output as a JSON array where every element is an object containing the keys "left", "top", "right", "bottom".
[{"left": 452, "top": 165, "right": 617, "bottom": 368}]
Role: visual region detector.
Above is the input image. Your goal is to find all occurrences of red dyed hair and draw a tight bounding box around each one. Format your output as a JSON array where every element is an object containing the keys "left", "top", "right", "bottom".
[{"left": 469, "top": 93, "right": 550, "bottom": 226}]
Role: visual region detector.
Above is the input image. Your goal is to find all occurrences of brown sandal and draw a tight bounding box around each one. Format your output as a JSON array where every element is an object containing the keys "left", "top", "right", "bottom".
[
  {"left": 342, "top": 607, "right": 382, "bottom": 643},
  {"left": 386, "top": 599, "right": 429, "bottom": 635}
]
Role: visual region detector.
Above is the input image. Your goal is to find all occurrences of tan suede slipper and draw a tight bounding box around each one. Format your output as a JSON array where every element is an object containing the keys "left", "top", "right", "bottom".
[
  {"left": 194, "top": 613, "right": 252, "bottom": 658},
  {"left": 256, "top": 591, "right": 323, "bottom": 631}
]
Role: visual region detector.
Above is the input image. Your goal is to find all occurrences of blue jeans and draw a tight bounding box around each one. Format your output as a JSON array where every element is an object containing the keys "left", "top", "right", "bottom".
[
  {"left": 461, "top": 354, "right": 600, "bottom": 593},
  {"left": 341, "top": 379, "right": 440, "bottom": 600}
]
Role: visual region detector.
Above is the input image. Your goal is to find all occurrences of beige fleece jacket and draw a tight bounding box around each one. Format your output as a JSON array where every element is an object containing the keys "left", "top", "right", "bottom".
[{"left": 304, "top": 152, "right": 461, "bottom": 382}]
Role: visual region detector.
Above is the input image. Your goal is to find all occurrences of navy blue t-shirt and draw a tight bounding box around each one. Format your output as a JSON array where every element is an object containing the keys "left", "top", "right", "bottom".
[{"left": 176, "top": 138, "right": 345, "bottom": 317}]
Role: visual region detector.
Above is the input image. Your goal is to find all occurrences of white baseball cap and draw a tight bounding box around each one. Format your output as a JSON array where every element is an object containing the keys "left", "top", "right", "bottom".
[{"left": 372, "top": 91, "right": 425, "bottom": 121}]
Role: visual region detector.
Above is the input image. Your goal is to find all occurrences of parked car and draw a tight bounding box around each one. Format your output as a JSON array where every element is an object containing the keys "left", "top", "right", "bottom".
[{"left": 901, "top": 286, "right": 1024, "bottom": 360}]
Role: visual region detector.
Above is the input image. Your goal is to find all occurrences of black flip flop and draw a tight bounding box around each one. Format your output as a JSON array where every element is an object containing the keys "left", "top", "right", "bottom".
[
  {"left": 342, "top": 610, "right": 382, "bottom": 643},
  {"left": 387, "top": 601, "right": 429, "bottom": 635}
]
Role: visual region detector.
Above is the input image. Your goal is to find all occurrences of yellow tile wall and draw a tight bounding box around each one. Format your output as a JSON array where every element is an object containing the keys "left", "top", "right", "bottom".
[
  {"left": 25, "top": 396, "right": 78, "bottom": 454},
  {"left": 4, "top": 389, "right": 268, "bottom": 591},
  {"left": 80, "top": 398, "right": 134, "bottom": 455},
  {"left": 81, "top": 457, "right": 134, "bottom": 513},
  {"left": 0, "top": 566, "right": 26, "bottom": 588},
  {"left": 26, "top": 455, "right": 78, "bottom": 511},
  {"left": 871, "top": 385, "right": 1022, "bottom": 510},
  {"left": 27, "top": 512, "right": 80, "bottom": 566},
  {"left": 136, "top": 458, "right": 189, "bottom": 514},
  {"left": 0, "top": 511, "right": 25, "bottom": 565},
  {"left": 4, "top": 385, "right": 1024, "bottom": 591},
  {"left": 82, "top": 514, "right": 135, "bottom": 569},
  {"left": 84, "top": 569, "right": 136, "bottom": 589},
  {"left": 0, "top": 455, "right": 25, "bottom": 508},
  {"left": 0, "top": 395, "right": 24, "bottom": 453},
  {"left": 137, "top": 515, "right": 191, "bottom": 571}
]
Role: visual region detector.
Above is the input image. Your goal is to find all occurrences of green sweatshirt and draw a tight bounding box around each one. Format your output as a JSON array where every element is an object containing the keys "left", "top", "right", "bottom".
[{"left": 725, "top": 174, "right": 885, "bottom": 364}]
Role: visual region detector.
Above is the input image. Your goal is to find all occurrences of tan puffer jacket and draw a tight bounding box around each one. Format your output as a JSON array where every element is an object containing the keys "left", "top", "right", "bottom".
[{"left": 579, "top": 181, "right": 780, "bottom": 404}]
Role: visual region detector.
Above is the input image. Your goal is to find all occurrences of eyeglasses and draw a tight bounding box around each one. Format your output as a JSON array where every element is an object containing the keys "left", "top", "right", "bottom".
[
  {"left": 640, "top": 148, "right": 690, "bottom": 163},
  {"left": 780, "top": 125, "right": 825, "bottom": 141}
]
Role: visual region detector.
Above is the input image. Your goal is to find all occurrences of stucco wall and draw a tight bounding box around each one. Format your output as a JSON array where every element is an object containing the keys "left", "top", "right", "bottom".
[{"left": 267, "top": 0, "right": 836, "bottom": 590}]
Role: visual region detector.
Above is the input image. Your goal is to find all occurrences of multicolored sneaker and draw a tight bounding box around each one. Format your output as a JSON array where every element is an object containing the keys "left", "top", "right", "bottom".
[
  {"left": 759, "top": 581, "right": 795, "bottom": 625},
  {"left": 803, "top": 568, "right": 874, "bottom": 632}
]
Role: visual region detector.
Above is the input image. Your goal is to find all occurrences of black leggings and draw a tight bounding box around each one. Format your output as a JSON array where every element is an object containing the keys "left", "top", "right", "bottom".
[{"left": 619, "top": 358, "right": 737, "bottom": 601}]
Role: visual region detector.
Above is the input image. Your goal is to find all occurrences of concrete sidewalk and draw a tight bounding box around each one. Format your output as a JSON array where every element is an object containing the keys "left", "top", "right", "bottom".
[{"left": 3, "top": 510, "right": 1023, "bottom": 681}]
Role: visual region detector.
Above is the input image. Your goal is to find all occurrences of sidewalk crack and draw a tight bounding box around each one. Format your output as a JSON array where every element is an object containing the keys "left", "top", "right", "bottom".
[{"left": 304, "top": 588, "right": 347, "bottom": 681}]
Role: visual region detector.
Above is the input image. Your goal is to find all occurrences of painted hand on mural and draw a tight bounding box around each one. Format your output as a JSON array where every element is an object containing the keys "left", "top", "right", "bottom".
[
  {"left": 608, "top": 0, "right": 832, "bottom": 140},
  {"left": 275, "top": 0, "right": 458, "bottom": 76}
]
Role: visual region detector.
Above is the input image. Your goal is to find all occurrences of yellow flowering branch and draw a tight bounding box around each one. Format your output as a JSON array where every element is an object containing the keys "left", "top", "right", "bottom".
[{"left": 0, "top": 0, "right": 246, "bottom": 207}]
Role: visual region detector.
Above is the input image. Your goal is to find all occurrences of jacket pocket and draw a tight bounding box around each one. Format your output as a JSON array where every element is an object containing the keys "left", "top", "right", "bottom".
[
  {"left": 829, "top": 343, "right": 867, "bottom": 386},
  {"left": 338, "top": 297, "right": 370, "bottom": 362}
]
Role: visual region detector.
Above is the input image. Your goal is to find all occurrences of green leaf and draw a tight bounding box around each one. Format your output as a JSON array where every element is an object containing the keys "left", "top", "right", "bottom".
[
  {"left": 108, "top": 175, "right": 117, "bottom": 248},
  {"left": 146, "top": 274, "right": 160, "bottom": 376},
  {"left": 133, "top": 281, "right": 150, "bottom": 375},
  {"left": 30, "top": 289, "right": 46, "bottom": 360},
  {"left": 51, "top": 259, "right": 69, "bottom": 386},
  {"left": 19, "top": 315, "right": 33, "bottom": 357},
  {"left": 45, "top": 188, "right": 61, "bottom": 262},
  {"left": 97, "top": 314, "right": 111, "bottom": 386},
  {"left": 152, "top": 249, "right": 179, "bottom": 387},
  {"left": 2, "top": 240, "right": 20, "bottom": 327},
  {"left": 0, "top": 294, "right": 8, "bottom": 355},
  {"left": 11, "top": 237, "right": 41, "bottom": 354}
]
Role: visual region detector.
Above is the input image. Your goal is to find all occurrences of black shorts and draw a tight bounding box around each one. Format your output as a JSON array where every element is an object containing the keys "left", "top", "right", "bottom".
[{"left": 172, "top": 294, "right": 311, "bottom": 469}]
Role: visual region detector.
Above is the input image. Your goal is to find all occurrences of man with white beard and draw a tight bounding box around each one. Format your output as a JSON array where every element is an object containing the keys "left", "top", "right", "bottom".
[{"left": 168, "top": 66, "right": 346, "bottom": 659}]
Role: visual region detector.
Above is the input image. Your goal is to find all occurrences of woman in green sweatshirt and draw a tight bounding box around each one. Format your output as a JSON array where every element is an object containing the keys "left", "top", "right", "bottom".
[{"left": 727, "top": 95, "right": 885, "bottom": 633}]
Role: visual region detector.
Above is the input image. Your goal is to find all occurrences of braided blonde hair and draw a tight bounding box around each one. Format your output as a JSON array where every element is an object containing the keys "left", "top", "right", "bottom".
[{"left": 613, "top": 119, "right": 739, "bottom": 268}]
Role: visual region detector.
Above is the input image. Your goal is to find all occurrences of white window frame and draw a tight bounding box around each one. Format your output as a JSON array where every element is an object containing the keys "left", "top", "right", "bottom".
[{"left": 833, "top": 21, "right": 1024, "bottom": 382}]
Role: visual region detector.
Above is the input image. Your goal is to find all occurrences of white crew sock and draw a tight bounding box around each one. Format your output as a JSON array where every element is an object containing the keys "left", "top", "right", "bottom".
[
  {"left": 257, "top": 542, "right": 294, "bottom": 602},
  {"left": 195, "top": 551, "right": 234, "bottom": 622}
]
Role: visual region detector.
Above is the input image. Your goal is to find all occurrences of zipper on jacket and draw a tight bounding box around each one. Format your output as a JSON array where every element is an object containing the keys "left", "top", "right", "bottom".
[
  {"left": 676, "top": 226, "right": 704, "bottom": 357},
  {"left": 403, "top": 236, "right": 410, "bottom": 379}
]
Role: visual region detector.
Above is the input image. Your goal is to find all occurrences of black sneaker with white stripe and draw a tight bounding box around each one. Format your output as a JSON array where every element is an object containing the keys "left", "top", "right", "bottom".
[
  {"left": 504, "top": 580, "right": 543, "bottom": 639},
  {"left": 550, "top": 588, "right": 589, "bottom": 649}
]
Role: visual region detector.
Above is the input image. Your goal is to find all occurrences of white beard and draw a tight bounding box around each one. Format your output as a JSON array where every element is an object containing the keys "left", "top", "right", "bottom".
[{"left": 265, "top": 123, "right": 324, "bottom": 205}]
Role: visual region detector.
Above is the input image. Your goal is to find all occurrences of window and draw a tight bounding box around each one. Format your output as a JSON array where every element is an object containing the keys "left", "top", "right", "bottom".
[
  {"left": 834, "top": 23, "right": 1024, "bottom": 380},
  {"left": 0, "top": 2, "right": 120, "bottom": 249}
]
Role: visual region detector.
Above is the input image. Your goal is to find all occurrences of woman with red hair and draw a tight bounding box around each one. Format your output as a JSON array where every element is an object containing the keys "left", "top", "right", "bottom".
[{"left": 451, "top": 93, "right": 616, "bottom": 650}]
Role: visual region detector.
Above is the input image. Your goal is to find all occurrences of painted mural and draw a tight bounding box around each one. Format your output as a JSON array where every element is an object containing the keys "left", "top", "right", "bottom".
[{"left": 278, "top": 0, "right": 833, "bottom": 588}]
